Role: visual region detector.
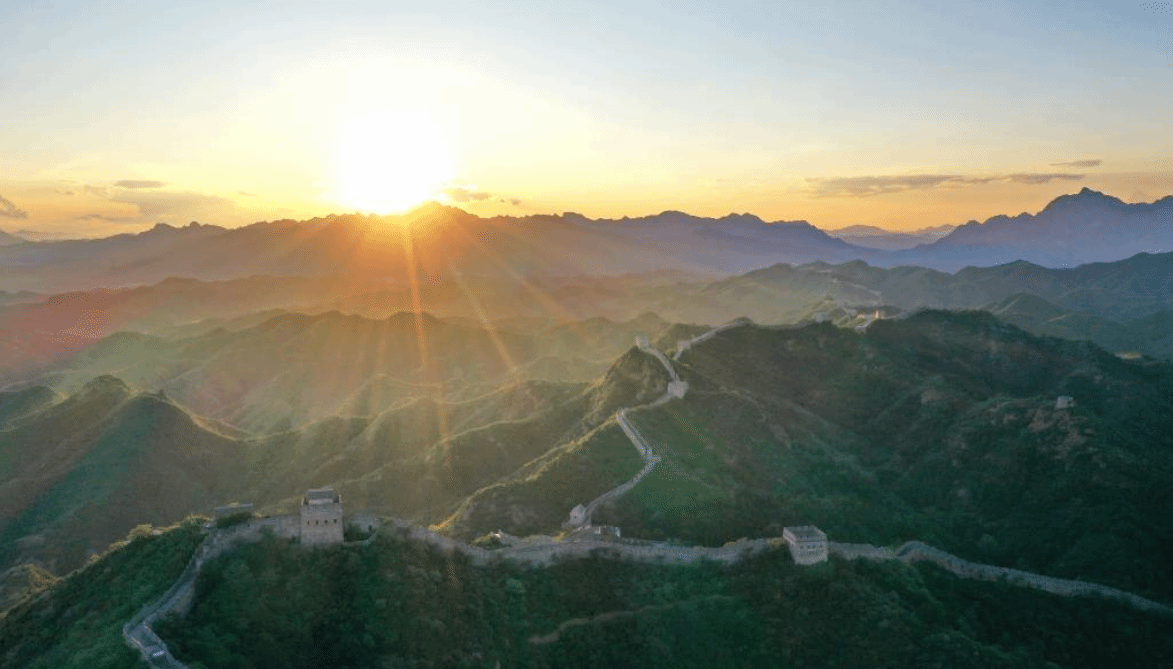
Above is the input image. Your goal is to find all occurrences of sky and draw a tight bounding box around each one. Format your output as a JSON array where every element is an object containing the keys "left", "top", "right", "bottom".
[{"left": 3, "top": 0, "right": 1172, "bottom": 237}]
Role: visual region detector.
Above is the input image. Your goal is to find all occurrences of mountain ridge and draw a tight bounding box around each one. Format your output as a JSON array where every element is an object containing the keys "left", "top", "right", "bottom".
[{"left": 2, "top": 189, "right": 1170, "bottom": 293}]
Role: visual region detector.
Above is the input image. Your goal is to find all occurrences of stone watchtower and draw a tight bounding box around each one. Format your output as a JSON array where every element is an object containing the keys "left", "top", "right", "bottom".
[
  {"left": 783, "top": 525, "right": 828, "bottom": 565},
  {"left": 300, "top": 488, "right": 344, "bottom": 545}
]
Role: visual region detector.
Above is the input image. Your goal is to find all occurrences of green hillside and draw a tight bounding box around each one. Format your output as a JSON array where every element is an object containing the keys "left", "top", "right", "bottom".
[
  {"left": 983, "top": 293, "right": 1173, "bottom": 360},
  {"left": 0, "top": 519, "right": 204, "bottom": 669},
  {"left": 0, "top": 341, "right": 671, "bottom": 575},
  {"left": 673, "top": 252, "right": 1173, "bottom": 329},
  {"left": 8, "top": 522, "right": 1170, "bottom": 668},
  {"left": 463, "top": 313, "right": 1173, "bottom": 601}
]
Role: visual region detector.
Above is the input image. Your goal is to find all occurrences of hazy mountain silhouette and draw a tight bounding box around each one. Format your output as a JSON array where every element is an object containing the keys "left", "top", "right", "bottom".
[
  {"left": 3, "top": 190, "right": 1170, "bottom": 292},
  {"left": 28, "top": 310, "right": 678, "bottom": 434},
  {"left": 0, "top": 205, "right": 869, "bottom": 292},
  {"left": 884, "top": 188, "right": 1173, "bottom": 270},
  {"left": 685, "top": 251, "right": 1173, "bottom": 330},
  {"left": 0, "top": 230, "right": 24, "bottom": 247},
  {"left": 823, "top": 223, "right": 955, "bottom": 250}
]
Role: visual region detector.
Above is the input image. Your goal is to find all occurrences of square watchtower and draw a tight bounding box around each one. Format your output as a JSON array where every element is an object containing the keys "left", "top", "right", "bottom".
[
  {"left": 783, "top": 525, "right": 828, "bottom": 565},
  {"left": 300, "top": 488, "right": 343, "bottom": 545}
]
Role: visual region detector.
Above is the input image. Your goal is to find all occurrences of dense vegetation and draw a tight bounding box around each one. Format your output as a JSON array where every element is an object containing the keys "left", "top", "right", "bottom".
[
  {"left": 584, "top": 312, "right": 1173, "bottom": 602},
  {"left": 0, "top": 518, "right": 205, "bottom": 669},
  {"left": 143, "top": 530, "right": 1173, "bottom": 668}
]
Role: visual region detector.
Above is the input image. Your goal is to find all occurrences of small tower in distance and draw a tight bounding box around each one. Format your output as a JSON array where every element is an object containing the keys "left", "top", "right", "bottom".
[{"left": 300, "top": 488, "right": 343, "bottom": 546}]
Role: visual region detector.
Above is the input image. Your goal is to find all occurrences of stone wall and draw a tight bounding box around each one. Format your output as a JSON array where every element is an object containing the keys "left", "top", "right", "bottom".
[
  {"left": 128, "top": 514, "right": 1173, "bottom": 668},
  {"left": 892, "top": 541, "right": 1173, "bottom": 615},
  {"left": 830, "top": 540, "right": 1173, "bottom": 617},
  {"left": 347, "top": 512, "right": 382, "bottom": 535}
]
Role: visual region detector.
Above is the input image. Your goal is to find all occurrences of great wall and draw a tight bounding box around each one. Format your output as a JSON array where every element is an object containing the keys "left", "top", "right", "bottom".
[{"left": 124, "top": 321, "right": 1173, "bottom": 665}]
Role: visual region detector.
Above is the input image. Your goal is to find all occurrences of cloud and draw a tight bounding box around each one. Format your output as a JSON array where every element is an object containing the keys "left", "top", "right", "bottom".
[
  {"left": 806, "top": 175, "right": 963, "bottom": 198},
  {"left": 443, "top": 185, "right": 493, "bottom": 202},
  {"left": 443, "top": 185, "right": 522, "bottom": 206},
  {"left": 806, "top": 172, "right": 1086, "bottom": 197},
  {"left": 114, "top": 180, "right": 167, "bottom": 189},
  {"left": 1050, "top": 159, "right": 1102, "bottom": 168},
  {"left": 83, "top": 184, "right": 113, "bottom": 198},
  {"left": 0, "top": 195, "right": 28, "bottom": 219},
  {"left": 1004, "top": 173, "right": 1086, "bottom": 185},
  {"left": 77, "top": 213, "right": 137, "bottom": 222},
  {"left": 73, "top": 183, "right": 243, "bottom": 226},
  {"left": 109, "top": 190, "right": 240, "bottom": 223}
]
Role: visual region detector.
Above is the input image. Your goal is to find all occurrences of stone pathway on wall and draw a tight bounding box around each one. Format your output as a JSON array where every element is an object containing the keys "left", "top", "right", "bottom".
[
  {"left": 673, "top": 318, "right": 750, "bottom": 359},
  {"left": 831, "top": 541, "right": 1173, "bottom": 616},
  {"left": 564, "top": 334, "right": 695, "bottom": 528},
  {"left": 126, "top": 518, "right": 1172, "bottom": 664}
]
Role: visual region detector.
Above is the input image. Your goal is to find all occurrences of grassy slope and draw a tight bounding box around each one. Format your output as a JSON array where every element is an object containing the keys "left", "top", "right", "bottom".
[{"left": 0, "top": 519, "right": 204, "bottom": 669}]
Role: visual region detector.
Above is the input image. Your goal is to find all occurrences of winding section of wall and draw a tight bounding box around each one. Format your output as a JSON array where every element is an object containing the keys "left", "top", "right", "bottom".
[
  {"left": 673, "top": 318, "right": 750, "bottom": 359},
  {"left": 568, "top": 335, "right": 694, "bottom": 527},
  {"left": 390, "top": 518, "right": 779, "bottom": 568},
  {"left": 831, "top": 541, "right": 1173, "bottom": 616},
  {"left": 578, "top": 409, "right": 662, "bottom": 524},
  {"left": 122, "top": 518, "right": 305, "bottom": 667},
  {"left": 125, "top": 518, "right": 1171, "bottom": 666}
]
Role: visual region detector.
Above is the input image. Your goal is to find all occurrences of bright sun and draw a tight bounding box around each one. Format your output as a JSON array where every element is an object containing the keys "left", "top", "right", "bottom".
[{"left": 335, "top": 111, "right": 455, "bottom": 214}]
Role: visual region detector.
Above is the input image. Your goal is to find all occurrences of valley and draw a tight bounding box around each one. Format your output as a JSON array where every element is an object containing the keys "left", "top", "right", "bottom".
[{"left": 2, "top": 192, "right": 1173, "bottom": 667}]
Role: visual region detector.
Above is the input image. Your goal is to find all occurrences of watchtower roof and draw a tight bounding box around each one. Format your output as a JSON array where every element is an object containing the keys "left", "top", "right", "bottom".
[
  {"left": 303, "top": 488, "right": 340, "bottom": 504},
  {"left": 213, "top": 502, "right": 253, "bottom": 519},
  {"left": 784, "top": 526, "right": 827, "bottom": 542}
]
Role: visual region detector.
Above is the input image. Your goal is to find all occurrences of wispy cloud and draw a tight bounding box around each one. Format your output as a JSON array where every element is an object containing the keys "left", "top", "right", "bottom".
[
  {"left": 806, "top": 172, "right": 1086, "bottom": 198},
  {"left": 443, "top": 185, "right": 493, "bottom": 202},
  {"left": 77, "top": 213, "right": 137, "bottom": 222},
  {"left": 109, "top": 190, "right": 239, "bottom": 223},
  {"left": 74, "top": 182, "right": 242, "bottom": 225},
  {"left": 1049, "top": 159, "right": 1101, "bottom": 168},
  {"left": 806, "top": 174, "right": 962, "bottom": 198},
  {"left": 0, "top": 195, "right": 29, "bottom": 219},
  {"left": 114, "top": 179, "right": 167, "bottom": 189},
  {"left": 443, "top": 185, "right": 522, "bottom": 206},
  {"left": 1004, "top": 173, "right": 1085, "bottom": 185}
]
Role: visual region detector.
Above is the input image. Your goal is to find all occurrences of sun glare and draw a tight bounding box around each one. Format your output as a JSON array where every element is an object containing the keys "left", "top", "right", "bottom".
[{"left": 335, "top": 111, "right": 455, "bottom": 214}]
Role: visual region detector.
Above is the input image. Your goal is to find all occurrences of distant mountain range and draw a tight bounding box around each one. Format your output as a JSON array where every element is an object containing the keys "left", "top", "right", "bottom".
[
  {"left": 3, "top": 247, "right": 1173, "bottom": 396},
  {"left": 885, "top": 188, "right": 1173, "bottom": 270},
  {"left": 823, "top": 223, "right": 956, "bottom": 250},
  {"left": 14, "top": 309, "right": 674, "bottom": 434},
  {"left": 3, "top": 189, "right": 1169, "bottom": 293},
  {"left": 0, "top": 206, "right": 865, "bottom": 293},
  {"left": 0, "top": 230, "right": 23, "bottom": 247}
]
